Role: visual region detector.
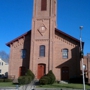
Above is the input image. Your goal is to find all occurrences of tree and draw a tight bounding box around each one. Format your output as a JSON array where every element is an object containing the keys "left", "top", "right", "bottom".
[
  {"left": 80, "top": 50, "right": 84, "bottom": 58},
  {"left": 0, "top": 51, "right": 9, "bottom": 63}
]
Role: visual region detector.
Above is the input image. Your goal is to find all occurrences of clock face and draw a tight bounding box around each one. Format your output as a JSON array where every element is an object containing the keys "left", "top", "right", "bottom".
[
  {"left": 38, "top": 25, "right": 47, "bottom": 36},
  {"left": 39, "top": 26, "right": 46, "bottom": 33},
  {"left": 41, "top": 26, "right": 45, "bottom": 31}
]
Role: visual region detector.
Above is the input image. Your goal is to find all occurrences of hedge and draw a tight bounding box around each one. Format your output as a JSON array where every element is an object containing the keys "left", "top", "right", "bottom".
[{"left": 0, "top": 79, "right": 12, "bottom": 82}]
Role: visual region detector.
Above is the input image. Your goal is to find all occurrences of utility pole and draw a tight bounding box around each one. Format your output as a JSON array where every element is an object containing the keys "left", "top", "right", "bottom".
[{"left": 79, "top": 26, "right": 85, "bottom": 90}]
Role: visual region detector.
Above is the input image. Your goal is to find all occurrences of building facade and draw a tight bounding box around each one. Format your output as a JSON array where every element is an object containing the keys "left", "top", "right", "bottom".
[
  {"left": 83, "top": 53, "right": 90, "bottom": 83},
  {"left": 6, "top": 0, "right": 84, "bottom": 81},
  {"left": 0, "top": 58, "right": 8, "bottom": 77}
]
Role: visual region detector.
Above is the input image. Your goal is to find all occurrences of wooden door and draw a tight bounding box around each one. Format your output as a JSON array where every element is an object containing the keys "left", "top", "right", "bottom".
[
  {"left": 19, "top": 66, "right": 26, "bottom": 76},
  {"left": 61, "top": 67, "right": 69, "bottom": 80},
  {"left": 37, "top": 64, "right": 45, "bottom": 79}
]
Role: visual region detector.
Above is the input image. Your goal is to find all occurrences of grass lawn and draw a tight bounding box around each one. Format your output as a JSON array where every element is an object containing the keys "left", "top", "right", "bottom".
[
  {"left": 0, "top": 82, "right": 16, "bottom": 87},
  {"left": 37, "top": 83, "right": 90, "bottom": 89},
  {"left": 0, "top": 82, "right": 90, "bottom": 89}
]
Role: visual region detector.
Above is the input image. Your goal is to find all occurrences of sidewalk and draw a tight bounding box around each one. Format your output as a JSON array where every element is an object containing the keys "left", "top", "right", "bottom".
[
  {"left": 0, "top": 87, "right": 89, "bottom": 90},
  {"left": 0, "top": 85, "right": 19, "bottom": 90},
  {"left": 35, "top": 88, "right": 86, "bottom": 90}
]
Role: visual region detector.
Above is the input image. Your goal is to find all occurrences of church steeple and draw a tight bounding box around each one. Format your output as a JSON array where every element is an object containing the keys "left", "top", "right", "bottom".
[
  {"left": 33, "top": 0, "right": 57, "bottom": 21},
  {"left": 30, "top": 0, "right": 57, "bottom": 78},
  {"left": 31, "top": 0, "right": 57, "bottom": 40}
]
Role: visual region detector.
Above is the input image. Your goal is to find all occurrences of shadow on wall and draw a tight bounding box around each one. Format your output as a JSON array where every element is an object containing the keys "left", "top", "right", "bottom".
[
  {"left": 56, "top": 46, "right": 81, "bottom": 81},
  {"left": 19, "top": 31, "right": 31, "bottom": 76}
]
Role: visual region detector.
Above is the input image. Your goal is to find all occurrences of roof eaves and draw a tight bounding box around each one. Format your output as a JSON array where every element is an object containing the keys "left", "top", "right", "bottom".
[
  {"left": 6, "top": 30, "right": 31, "bottom": 47},
  {"left": 55, "top": 28, "right": 80, "bottom": 43}
]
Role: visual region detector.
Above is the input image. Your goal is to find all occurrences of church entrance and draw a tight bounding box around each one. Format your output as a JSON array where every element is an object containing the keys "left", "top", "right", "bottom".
[
  {"left": 61, "top": 67, "right": 69, "bottom": 80},
  {"left": 37, "top": 64, "right": 46, "bottom": 79}
]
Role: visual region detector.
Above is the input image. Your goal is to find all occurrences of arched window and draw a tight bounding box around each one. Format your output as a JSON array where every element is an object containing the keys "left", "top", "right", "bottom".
[
  {"left": 39, "top": 45, "right": 45, "bottom": 57},
  {"left": 62, "top": 49, "right": 68, "bottom": 59},
  {"left": 41, "top": 0, "right": 47, "bottom": 11}
]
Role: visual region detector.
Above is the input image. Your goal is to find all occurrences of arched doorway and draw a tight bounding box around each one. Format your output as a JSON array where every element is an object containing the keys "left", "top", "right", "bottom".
[
  {"left": 61, "top": 67, "right": 69, "bottom": 80},
  {"left": 37, "top": 64, "right": 46, "bottom": 79}
]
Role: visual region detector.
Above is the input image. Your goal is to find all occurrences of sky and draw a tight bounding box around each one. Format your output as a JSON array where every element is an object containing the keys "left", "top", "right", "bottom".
[{"left": 0, "top": 0, "right": 90, "bottom": 55}]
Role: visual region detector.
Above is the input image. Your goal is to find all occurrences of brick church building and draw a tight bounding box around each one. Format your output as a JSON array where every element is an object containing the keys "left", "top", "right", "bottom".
[{"left": 6, "top": 0, "right": 90, "bottom": 82}]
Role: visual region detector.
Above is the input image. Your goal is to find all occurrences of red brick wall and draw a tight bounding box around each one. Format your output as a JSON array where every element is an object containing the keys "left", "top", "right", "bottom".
[
  {"left": 8, "top": 31, "right": 81, "bottom": 80},
  {"left": 82, "top": 54, "right": 90, "bottom": 84},
  {"left": 8, "top": 32, "right": 31, "bottom": 79},
  {"left": 53, "top": 34, "right": 80, "bottom": 80}
]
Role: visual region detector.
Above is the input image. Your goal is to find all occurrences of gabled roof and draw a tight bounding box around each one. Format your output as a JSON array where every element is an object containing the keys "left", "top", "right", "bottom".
[
  {"left": 6, "top": 28, "right": 81, "bottom": 47},
  {"left": 55, "top": 28, "right": 80, "bottom": 43},
  {"left": 0, "top": 58, "right": 9, "bottom": 64},
  {"left": 6, "top": 30, "right": 31, "bottom": 47}
]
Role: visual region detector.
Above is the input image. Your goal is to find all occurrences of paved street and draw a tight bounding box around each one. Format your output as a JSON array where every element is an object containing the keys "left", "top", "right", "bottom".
[{"left": 0, "top": 87, "right": 89, "bottom": 90}]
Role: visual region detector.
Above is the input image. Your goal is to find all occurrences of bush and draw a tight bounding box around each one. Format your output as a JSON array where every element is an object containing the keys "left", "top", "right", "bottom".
[
  {"left": 47, "top": 70, "right": 56, "bottom": 84},
  {"left": 25, "top": 69, "right": 35, "bottom": 80},
  {"left": 25, "top": 76, "right": 31, "bottom": 84},
  {"left": 18, "top": 76, "right": 31, "bottom": 85},
  {"left": 18, "top": 76, "right": 25, "bottom": 85},
  {"left": 39, "top": 75, "right": 51, "bottom": 85},
  {"left": 39, "top": 79, "right": 48, "bottom": 85},
  {"left": 39, "top": 70, "right": 56, "bottom": 85},
  {"left": 18, "top": 69, "right": 35, "bottom": 85}
]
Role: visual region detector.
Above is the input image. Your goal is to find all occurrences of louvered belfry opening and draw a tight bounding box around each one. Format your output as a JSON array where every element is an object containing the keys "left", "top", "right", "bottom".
[{"left": 41, "top": 0, "right": 47, "bottom": 11}]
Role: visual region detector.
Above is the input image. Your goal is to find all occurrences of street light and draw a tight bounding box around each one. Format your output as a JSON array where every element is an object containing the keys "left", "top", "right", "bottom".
[
  {"left": 83, "top": 65, "right": 86, "bottom": 70},
  {"left": 79, "top": 26, "right": 85, "bottom": 90}
]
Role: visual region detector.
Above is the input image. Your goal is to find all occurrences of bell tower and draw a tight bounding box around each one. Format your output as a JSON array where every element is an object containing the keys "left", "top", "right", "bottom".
[
  {"left": 30, "top": 0, "right": 57, "bottom": 78},
  {"left": 32, "top": 0, "right": 57, "bottom": 39}
]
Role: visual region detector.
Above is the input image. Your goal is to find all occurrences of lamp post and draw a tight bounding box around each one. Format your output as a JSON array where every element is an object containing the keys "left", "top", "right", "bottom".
[{"left": 79, "top": 26, "right": 85, "bottom": 90}]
